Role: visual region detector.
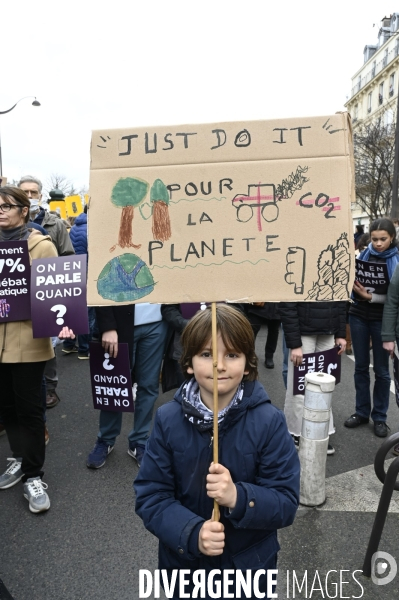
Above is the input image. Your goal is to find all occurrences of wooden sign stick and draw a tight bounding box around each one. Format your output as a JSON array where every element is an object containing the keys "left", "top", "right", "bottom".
[{"left": 211, "top": 301, "right": 220, "bottom": 522}]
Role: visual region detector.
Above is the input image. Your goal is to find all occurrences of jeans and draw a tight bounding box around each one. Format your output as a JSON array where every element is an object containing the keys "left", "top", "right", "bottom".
[
  {"left": 349, "top": 314, "right": 390, "bottom": 422},
  {"left": 98, "top": 319, "right": 168, "bottom": 447},
  {"left": 63, "top": 307, "right": 97, "bottom": 354},
  {"left": 284, "top": 335, "right": 335, "bottom": 436},
  {"left": 0, "top": 362, "right": 46, "bottom": 481},
  {"left": 88, "top": 307, "right": 98, "bottom": 338}
]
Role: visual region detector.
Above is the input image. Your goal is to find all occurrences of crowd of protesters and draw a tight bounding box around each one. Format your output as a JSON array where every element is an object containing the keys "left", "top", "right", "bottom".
[{"left": 1, "top": 178, "right": 399, "bottom": 595}]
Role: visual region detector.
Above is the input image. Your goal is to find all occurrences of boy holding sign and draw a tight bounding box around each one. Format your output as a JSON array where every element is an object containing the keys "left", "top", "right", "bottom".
[{"left": 135, "top": 305, "right": 299, "bottom": 599}]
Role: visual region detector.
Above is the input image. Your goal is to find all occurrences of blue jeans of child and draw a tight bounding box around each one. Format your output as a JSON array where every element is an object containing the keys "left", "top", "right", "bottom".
[
  {"left": 349, "top": 314, "right": 391, "bottom": 422},
  {"left": 63, "top": 307, "right": 97, "bottom": 354},
  {"left": 98, "top": 319, "right": 168, "bottom": 447}
]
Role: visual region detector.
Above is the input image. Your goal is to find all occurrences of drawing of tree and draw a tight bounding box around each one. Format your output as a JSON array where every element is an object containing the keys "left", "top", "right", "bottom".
[
  {"left": 305, "top": 233, "right": 351, "bottom": 300},
  {"left": 110, "top": 177, "right": 149, "bottom": 252},
  {"left": 150, "top": 178, "right": 171, "bottom": 242}
]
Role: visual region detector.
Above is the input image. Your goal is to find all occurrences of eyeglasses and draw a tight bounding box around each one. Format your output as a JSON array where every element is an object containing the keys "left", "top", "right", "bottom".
[
  {"left": 0, "top": 203, "right": 23, "bottom": 213},
  {"left": 25, "top": 190, "right": 40, "bottom": 198}
]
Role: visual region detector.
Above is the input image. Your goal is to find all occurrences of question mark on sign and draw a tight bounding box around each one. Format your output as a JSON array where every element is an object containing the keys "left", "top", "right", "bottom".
[
  {"left": 103, "top": 352, "right": 115, "bottom": 370},
  {"left": 51, "top": 304, "right": 67, "bottom": 325}
]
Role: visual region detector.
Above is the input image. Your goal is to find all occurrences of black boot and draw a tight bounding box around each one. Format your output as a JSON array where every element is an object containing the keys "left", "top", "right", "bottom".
[{"left": 264, "top": 355, "right": 274, "bottom": 369}]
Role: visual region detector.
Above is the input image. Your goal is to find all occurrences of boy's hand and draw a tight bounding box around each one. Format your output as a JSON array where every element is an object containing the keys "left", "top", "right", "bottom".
[
  {"left": 102, "top": 330, "right": 118, "bottom": 357},
  {"left": 206, "top": 463, "right": 237, "bottom": 509},
  {"left": 291, "top": 347, "right": 303, "bottom": 367},
  {"left": 58, "top": 326, "right": 75, "bottom": 340},
  {"left": 198, "top": 516, "right": 225, "bottom": 556},
  {"left": 383, "top": 341, "right": 395, "bottom": 357},
  {"left": 335, "top": 338, "right": 346, "bottom": 355}
]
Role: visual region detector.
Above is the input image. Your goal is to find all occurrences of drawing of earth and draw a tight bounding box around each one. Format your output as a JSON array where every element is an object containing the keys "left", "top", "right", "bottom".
[{"left": 97, "top": 254, "right": 155, "bottom": 302}]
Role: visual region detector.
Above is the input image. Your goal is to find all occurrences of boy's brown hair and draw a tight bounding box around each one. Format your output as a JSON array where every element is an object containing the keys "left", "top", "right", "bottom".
[{"left": 180, "top": 304, "right": 258, "bottom": 381}]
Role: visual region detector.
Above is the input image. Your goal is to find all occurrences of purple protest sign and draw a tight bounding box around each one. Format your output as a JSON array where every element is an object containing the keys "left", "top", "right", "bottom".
[
  {"left": 30, "top": 255, "right": 89, "bottom": 338},
  {"left": 293, "top": 346, "right": 341, "bottom": 395},
  {"left": 89, "top": 342, "right": 134, "bottom": 412},
  {"left": 0, "top": 241, "right": 31, "bottom": 322},
  {"left": 355, "top": 258, "right": 389, "bottom": 295}
]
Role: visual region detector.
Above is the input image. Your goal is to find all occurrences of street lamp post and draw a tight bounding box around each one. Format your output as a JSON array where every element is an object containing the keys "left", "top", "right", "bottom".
[{"left": 0, "top": 96, "right": 41, "bottom": 177}]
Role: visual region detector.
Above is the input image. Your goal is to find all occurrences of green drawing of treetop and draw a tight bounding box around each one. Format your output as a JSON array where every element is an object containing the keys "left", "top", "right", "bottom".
[{"left": 110, "top": 177, "right": 149, "bottom": 252}]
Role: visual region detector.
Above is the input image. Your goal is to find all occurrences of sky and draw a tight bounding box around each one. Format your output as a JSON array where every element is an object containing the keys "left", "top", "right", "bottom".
[{"left": 1, "top": 0, "right": 398, "bottom": 195}]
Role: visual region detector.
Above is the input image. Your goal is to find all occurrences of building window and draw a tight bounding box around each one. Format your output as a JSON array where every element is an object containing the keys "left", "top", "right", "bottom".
[
  {"left": 379, "top": 82, "right": 384, "bottom": 105},
  {"left": 372, "top": 61, "right": 376, "bottom": 77},
  {"left": 390, "top": 72, "right": 395, "bottom": 96},
  {"left": 353, "top": 104, "right": 358, "bottom": 121},
  {"left": 368, "top": 92, "right": 372, "bottom": 113},
  {"left": 384, "top": 110, "right": 394, "bottom": 125},
  {"left": 383, "top": 48, "right": 388, "bottom": 67},
  {"left": 357, "top": 75, "right": 361, "bottom": 92}
]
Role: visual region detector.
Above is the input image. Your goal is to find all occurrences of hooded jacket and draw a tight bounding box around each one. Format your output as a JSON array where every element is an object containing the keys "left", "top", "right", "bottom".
[
  {"left": 69, "top": 212, "right": 87, "bottom": 256},
  {"left": 134, "top": 380, "right": 300, "bottom": 591},
  {"left": 0, "top": 230, "right": 57, "bottom": 363},
  {"left": 34, "top": 208, "right": 74, "bottom": 256}
]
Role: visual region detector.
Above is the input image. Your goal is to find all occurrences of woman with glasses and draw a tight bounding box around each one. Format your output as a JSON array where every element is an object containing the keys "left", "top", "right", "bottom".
[{"left": 0, "top": 186, "right": 57, "bottom": 513}]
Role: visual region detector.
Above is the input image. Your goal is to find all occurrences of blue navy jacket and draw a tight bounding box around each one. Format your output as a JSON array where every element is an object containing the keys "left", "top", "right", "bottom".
[
  {"left": 135, "top": 380, "right": 300, "bottom": 585},
  {"left": 69, "top": 212, "right": 87, "bottom": 255}
]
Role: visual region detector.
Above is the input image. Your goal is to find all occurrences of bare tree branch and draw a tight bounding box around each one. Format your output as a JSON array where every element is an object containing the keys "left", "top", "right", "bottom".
[{"left": 354, "top": 108, "right": 396, "bottom": 221}]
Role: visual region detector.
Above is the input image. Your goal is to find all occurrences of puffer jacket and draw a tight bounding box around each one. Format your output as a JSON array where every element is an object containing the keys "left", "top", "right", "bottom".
[
  {"left": 279, "top": 301, "right": 346, "bottom": 349},
  {"left": 246, "top": 302, "right": 280, "bottom": 321},
  {"left": 0, "top": 230, "right": 57, "bottom": 363},
  {"left": 34, "top": 209, "right": 74, "bottom": 256},
  {"left": 134, "top": 380, "right": 300, "bottom": 596},
  {"left": 69, "top": 213, "right": 87, "bottom": 255}
]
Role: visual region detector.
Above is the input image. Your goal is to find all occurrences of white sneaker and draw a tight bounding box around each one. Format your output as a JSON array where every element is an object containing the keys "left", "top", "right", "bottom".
[
  {"left": 0, "top": 458, "right": 23, "bottom": 489},
  {"left": 23, "top": 478, "right": 50, "bottom": 513}
]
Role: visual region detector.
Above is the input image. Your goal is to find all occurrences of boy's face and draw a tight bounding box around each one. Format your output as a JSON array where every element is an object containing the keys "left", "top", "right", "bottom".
[{"left": 187, "top": 333, "right": 248, "bottom": 411}]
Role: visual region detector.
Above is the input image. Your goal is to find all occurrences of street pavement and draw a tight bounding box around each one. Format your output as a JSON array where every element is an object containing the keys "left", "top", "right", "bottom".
[{"left": 0, "top": 328, "right": 399, "bottom": 600}]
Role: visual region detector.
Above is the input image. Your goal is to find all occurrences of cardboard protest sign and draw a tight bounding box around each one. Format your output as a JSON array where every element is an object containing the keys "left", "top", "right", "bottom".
[
  {"left": 31, "top": 255, "right": 89, "bottom": 337},
  {"left": 89, "top": 342, "right": 134, "bottom": 412},
  {"left": 0, "top": 241, "right": 31, "bottom": 322},
  {"left": 88, "top": 114, "right": 355, "bottom": 305},
  {"left": 0, "top": 176, "right": 7, "bottom": 186},
  {"left": 393, "top": 352, "right": 399, "bottom": 409},
  {"left": 294, "top": 346, "right": 341, "bottom": 395},
  {"left": 355, "top": 258, "right": 389, "bottom": 295}
]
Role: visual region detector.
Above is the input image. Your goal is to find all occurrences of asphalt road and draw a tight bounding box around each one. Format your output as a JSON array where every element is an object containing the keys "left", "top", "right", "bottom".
[{"left": 0, "top": 328, "right": 399, "bottom": 600}]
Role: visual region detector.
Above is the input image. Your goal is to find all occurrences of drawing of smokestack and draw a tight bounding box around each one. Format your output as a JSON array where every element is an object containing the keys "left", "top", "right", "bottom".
[{"left": 285, "top": 247, "right": 306, "bottom": 294}]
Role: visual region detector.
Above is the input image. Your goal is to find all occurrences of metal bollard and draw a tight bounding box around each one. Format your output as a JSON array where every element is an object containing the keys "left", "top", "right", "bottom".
[{"left": 299, "top": 372, "right": 336, "bottom": 506}]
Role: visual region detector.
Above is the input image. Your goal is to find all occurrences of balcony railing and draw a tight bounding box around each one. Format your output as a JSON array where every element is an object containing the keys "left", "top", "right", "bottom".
[{"left": 351, "top": 43, "right": 399, "bottom": 98}]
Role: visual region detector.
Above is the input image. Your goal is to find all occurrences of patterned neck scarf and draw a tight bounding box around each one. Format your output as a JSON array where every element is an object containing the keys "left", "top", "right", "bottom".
[
  {"left": 359, "top": 243, "right": 399, "bottom": 279},
  {"left": 182, "top": 377, "right": 244, "bottom": 431}
]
